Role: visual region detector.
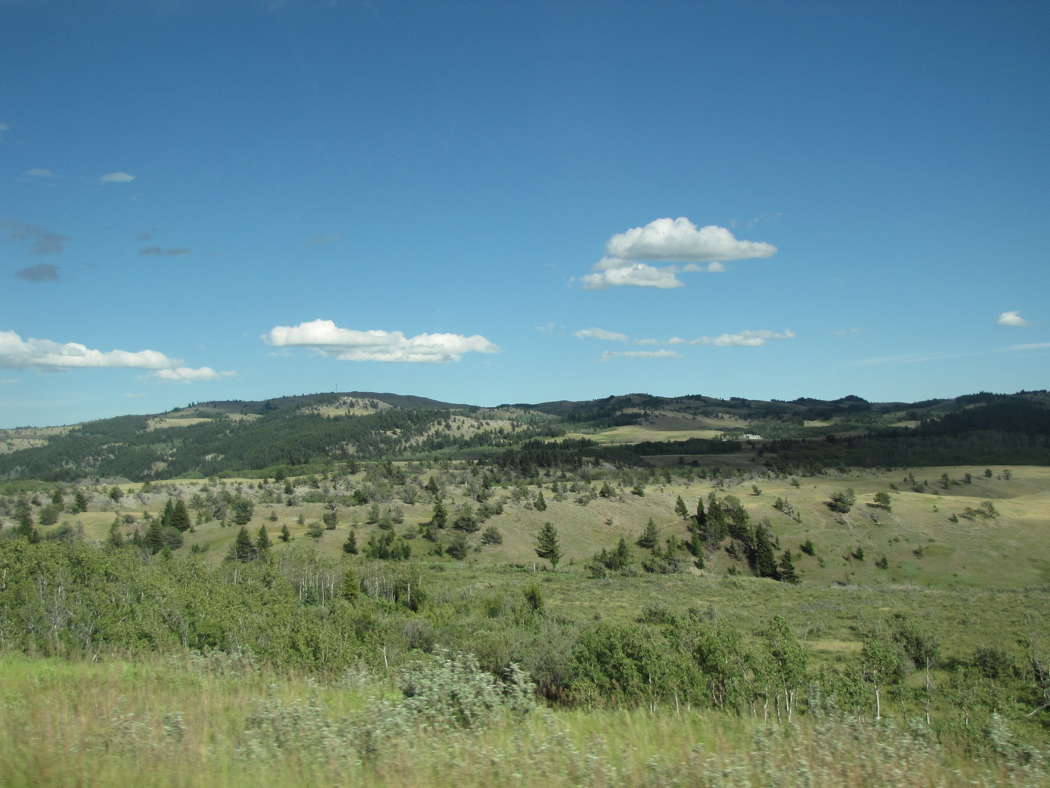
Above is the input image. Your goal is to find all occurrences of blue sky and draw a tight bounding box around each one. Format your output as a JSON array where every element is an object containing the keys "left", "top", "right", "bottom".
[{"left": 2, "top": 0, "right": 1048, "bottom": 427}]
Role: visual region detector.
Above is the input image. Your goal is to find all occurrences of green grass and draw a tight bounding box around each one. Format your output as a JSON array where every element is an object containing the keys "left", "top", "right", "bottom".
[{"left": 0, "top": 653, "right": 1039, "bottom": 787}]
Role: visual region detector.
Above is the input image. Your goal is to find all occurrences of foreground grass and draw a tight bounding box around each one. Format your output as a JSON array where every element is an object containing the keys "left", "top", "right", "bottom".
[{"left": 0, "top": 654, "right": 1043, "bottom": 787}]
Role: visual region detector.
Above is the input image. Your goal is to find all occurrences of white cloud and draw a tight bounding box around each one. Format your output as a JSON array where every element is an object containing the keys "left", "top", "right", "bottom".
[
  {"left": 997, "top": 310, "right": 1029, "bottom": 327},
  {"left": 1008, "top": 342, "right": 1050, "bottom": 351},
  {"left": 535, "top": 321, "right": 558, "bottom": 334},
  {"left": 689, "top": 329, "right": 795, "bottom": 347},
  {"left": 605, "top": 217, "right": 777, "bottom": 263},
  {"left": 706, "top": 261, "right": 726, "bottom": 272},
  {"left": 26, "top": 168, "right": 56, "bottom": 178},
  {"left": 635, "top": 338, "right": 660, "bottom": 346},
  {"left": 667, "top": 337, "right": 686, "bottom": 345},
  {"left": 0, "top": 330, "right": 175, "bottom": 370},
  {"left": 574, "top": 327, "right": 628, "bottom": 342},
  {"left": 262, "top": 318, "right": 500, "bottom": 363},
  {"left": 582, "top": 261, "right": 683, "bottom": 290},
  {"left": 153, "top": 367, "right": 234, "bottom": 382},
  {"left": 100, "top": 171, "right": 136, "bottom": 183},
  {"left": 0, "top": 330, "right": 228, "bottom": 382},
  {"left": 600, "top": 349, "right": 682, "bottom": 361}
]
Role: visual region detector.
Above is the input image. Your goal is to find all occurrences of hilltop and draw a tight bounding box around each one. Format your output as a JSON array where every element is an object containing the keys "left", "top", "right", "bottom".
[{"left": 1, "top": 388, "right": 1048, "bottom": 482}]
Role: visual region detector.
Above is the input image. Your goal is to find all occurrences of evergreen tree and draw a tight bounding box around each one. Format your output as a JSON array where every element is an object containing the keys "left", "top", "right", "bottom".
[
  {"left": 161, "top": 499, "right": 174, "bottom": 528},
  {"left": 343, "top": 528, "right": 358, "bottom": 554},
  {"left": 752, "top": 524, "right": 779, "bottom": 579},
  {"left": 637, "top": 518, "right": 658, "bottom": 549},
  {"left": 231, "top": 526, "right": 257, "bottom": 562},
  {"left": 535, "top": 522, "right": 561, "bottom": 568},
  {"left": 431, "top": 498, "right": 448, "bottom": 529},
  {"left": 15, "top": 499, "right": 35, "bottom": 540},
  {"left": 674, "top": 495, "right": 689, "bottom": 519},
  {"left": 340, "top": 566, "right": 359, "bottom": 601},
  {"left": 534, "top": 491, "right": 547, "bottom": 511},
  {"left": 145, "top": 520, "right": 165, "bottom": 555},
  {"left": 72, "top": 490, "right": 88, "bottom": 513},
  {"left": 232, "top": 498, "right": 254, "bottom": 525},
  {"left": 51, "top": 487, "right": 63, "bottom": 506},
  {"left": 280, "top": 523, "right": 291, "bottom": 542},
  {"left": 256, "top": 525, "right": 272, "bottom": 553},
  {"left": 777, "top": 550, "right": 800, "bottom": 584},
  {"left": 171, "top": 500, "right": 191, "bottom": 531}
]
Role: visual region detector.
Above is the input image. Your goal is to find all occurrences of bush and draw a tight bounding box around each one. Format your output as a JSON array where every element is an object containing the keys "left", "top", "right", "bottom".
[{"left": 398, "top": 649, "right": 536, "bottom": 728}]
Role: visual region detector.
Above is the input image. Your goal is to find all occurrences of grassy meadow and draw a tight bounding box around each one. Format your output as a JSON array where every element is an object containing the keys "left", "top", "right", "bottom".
[{"left": 4, "top": 457, "right": 1050, "bottom": 786}]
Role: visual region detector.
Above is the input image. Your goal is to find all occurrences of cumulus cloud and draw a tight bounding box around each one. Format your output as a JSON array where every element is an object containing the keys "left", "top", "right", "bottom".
[
  {"left": 689, "top": 329, "right": 795, "bottom": 347},
  {"left": 25, "top": 168, "right": 56, "bottom": 178},
  {"left": 262, "top": 318, "right": 500, "bottom": 363},
  {"left": 581, "top": 218, "right": 775, "bottom": 290},
  {"left": 582, "top": 261, "right": 683, "bottom": 290},
  {"left": 1, "top": 219, "right": 70, "bottom": 254},
  {"left": 0, "top": 330, "right": 175, "bottom": 370},
  {"left": 574, "top": 327, "right": 628, "bottom": 342},
  {"left": 0, "top": 330, "right": 230, "bottom": 381},
  {"left": 139, "top": 246, "right": 191, "bottom": 256},
  {"left": 100, "top": 171, "right": 135, "bottom": 183},
  {"left": 153, "top": 367, "right": 233, "bottom": 382},
  {"left": 605, "top": 217, "right": 777, "bottom": 263},
  {"left": 600, "top": 349, "right": 682, "bottom": 361},
  {"left": 15, "top": 264, "right": 60, "bottom": 282},
  {"left": 997, "top": 311, "right": 1029, "bottom": 327}
]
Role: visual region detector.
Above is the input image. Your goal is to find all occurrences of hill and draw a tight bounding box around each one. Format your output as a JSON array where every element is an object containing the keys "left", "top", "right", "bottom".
[{"left": 1, "top": 389, "right": 1049, "bottom": 482}]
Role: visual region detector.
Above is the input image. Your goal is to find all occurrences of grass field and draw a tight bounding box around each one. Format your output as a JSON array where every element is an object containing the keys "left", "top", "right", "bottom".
[{"left": 0, "top": 654, "right": 1041, "bottom": 788}]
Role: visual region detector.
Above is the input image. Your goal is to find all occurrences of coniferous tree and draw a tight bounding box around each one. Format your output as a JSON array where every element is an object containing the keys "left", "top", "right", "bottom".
[
  {"left": 72, "top": 490, "right": 88, "bottom": 513},
  {"left": 637, "top": 518, "right": 658, "bottom": 549},
  {"left": 777, "top": 550, "right": 799, "bottom": 584},
  {"left": 430, "top": 498, "right": 448, "bottom": 529},
  {"left": 145, "top": 520, "right": 165, "bottom": 554},
  {"left": 534, "top": 491, "right": 547, "bottom": 511},
  {"left": 675, "top": 495, "right": 689, "bottom": 520},
  {"left": 343, "top": 528, "right": 358, "bottom": 554},
  {"left": 256, "top": 525, "right": 271, "bottom": 554},
  {"left": 752, "top": 523, "right": 779, "bottom": 579},
  {"left": 340, "top": 566, "right": 359, "bottom": 601},
  {"left": 161, "top": 499, "right": 174, "bottom": 528},
  {"left": 535, "top": 522, "right": 561, "bottom": 568},
  {"left": 231, "top": 526, "right": 257, "bottom": 562},
  {"left": 280, "top": 523, "right": 291, "bottom": 542},
  {"left": 171, "top": 499, "right": 191, "bottom": 531}
]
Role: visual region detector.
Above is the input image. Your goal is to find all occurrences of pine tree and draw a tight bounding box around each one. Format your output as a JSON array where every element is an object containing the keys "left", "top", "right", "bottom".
[
  {"left": 534, "top": 491, "right": 547, "bottom": 511},
  {"left": 753, "top": 524, "right": 778, "bottom": 579},
  {"left": 171, "top": 500, "right": 191, "bottom": 531},
  {"left": 637, "top": 518, "right": 658, "bottom": 549},
  {"left": 340, "top": 567, "right": 359, "bottom": 601},
  {"left": 161, "top": 499, "right": 174, "bottom": 528},
  {"left": 232, "top": 526, "right": 257, "bottom": 562},
  {"left": 431, "top": 499, "right": 448, "bottom": 529},
  {"left": 777, "top": 550, "right": 800, "bottom": 584},
  {"left": 279, "top": 523, "right": 291, "bottom": 542},
  {"left": 343, "top": 528, "right": 358, "bottom": 554},
  {"left": 675, "top": 495, "right": 689, "bottom": 520},
  {"left": 72, "top": 490, "right": 88, "bottom": 513},
  {"left": 535, "top": 522, "right": 561, "bottom": 568},
  {"left": 256, "top": 525, "right": 272, "bottom": 554},
  {"left": 145, "top": 520, "right": 165, "bottom": 554}
]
